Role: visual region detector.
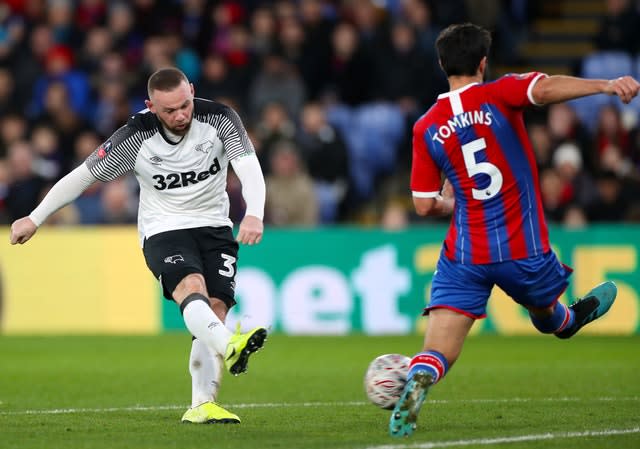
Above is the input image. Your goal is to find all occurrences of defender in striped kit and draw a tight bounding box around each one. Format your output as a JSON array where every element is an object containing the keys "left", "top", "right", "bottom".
[
  {"left": 390, "top": 23, "right": 638, "bottom": 437},
  {"left": 10, "top": 68, "right": 269, "bottom": 424}
]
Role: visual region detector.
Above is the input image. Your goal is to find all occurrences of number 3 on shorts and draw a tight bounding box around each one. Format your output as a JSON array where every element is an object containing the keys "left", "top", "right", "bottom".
[
  {"left": 219, "top": 253, "right": 236, "bottom": 277},
  {"left": 461, "top": 137, "right": 503, "bottom": 200}
]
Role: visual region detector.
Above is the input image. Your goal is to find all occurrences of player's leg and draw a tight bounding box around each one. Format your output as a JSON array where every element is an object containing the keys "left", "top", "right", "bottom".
[
  {"left": 497, "top": 250, "right": 617, "bottom": 338},
  {"left": 390, "top": 309, "right": 475, "bottom": 437},
  {"left": 142, "top": 229, "right": 233, "bottom": 355},
  {"left": 174, "top": 274, "right": 233, "bottom": 355},
  {"left": 189, "top": 338, "right": 222, "bottom": 406},
  {"left": 554, "top": 281, "right": 617, "bottom": 339},
  {"left": 182, "top": 336, "right": 240, "bottom": 424},
  {"left": 181, "top": 295, "right": 246, "bottom": 424},
  {"left": 188, "top": 298, "right": 228, "bottom": 407},
  {"left": 200, "top": 226, "right": 267, "bottom": 376},
  {"left": 390, "top": 255, "right": 489, "bottom": 437},
  {"left": 142, "top": 229, "right": 239, "bottom": 423}
]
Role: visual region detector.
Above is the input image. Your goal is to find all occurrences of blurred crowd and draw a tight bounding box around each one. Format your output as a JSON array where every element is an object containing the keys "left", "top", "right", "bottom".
[{"left": 0, "top": 0, "right": 639, "bottom": 230}]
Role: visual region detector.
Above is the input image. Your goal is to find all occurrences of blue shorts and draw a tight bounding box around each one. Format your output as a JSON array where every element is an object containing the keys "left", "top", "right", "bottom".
[{"left": 427, "top": 250, "right": 573, "bottom": 319}]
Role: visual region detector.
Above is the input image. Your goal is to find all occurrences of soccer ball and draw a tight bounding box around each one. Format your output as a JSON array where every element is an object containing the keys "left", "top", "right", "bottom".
[{"left": 364, "top": 353, "right": 411, "bottom": 409}]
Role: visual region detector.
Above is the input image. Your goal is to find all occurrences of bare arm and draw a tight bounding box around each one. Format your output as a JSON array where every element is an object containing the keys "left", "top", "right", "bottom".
[
  {"left": 413, "top": 179, "right": 455, "bottom": 217},
  {"left": 532, "top": 75, "right": 640, "bottom": 105}
]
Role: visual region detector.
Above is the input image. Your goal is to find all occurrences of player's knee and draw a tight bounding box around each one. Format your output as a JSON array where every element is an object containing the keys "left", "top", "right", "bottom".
[{"left": 173, "top": 274, "right": 208, "bottom": 302}]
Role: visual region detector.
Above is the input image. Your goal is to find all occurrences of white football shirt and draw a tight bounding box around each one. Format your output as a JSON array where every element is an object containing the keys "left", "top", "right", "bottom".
[{"left": 85, "top": 98, "right": 255, "bottom": 242}]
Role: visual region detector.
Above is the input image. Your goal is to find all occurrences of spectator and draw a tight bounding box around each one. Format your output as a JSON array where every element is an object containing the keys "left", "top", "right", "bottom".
[
  {"left": 75, "top": 0, "right": 107, "bottom": 33},
  {"left": 401, "top": 0, "right": 440, "bottom": 57},
  {"left": 5, "top": 140, "right": 47, "bottom": 222},
  {"left": 296, "top": 102, "right": 351, "bottom": 222},
  {"left": 249, "top": 6, "right": 278, "bottom": 58},
  {"left": 380, "top": 199, "right": 410, "bottom": 230},
  {"left": 0, "top": 2, "right": 25, "bottom": 62},
  {"left": 297, "top": 0, "right": 333, "bottom": 98},
  {"left": 594, "top": 0, "right": 640, "bottom": 54},
  {"left": 587, "top": 170, "right": 630, "bottom": 222},
  {"left": 595, "top": 104, "right": 632, "bottom": 161},
  {"left": 0, "top": 68, "right": 17, "bottom": 117},
  {"left": 28, "top": 44, "right": 92, "bottom": 119},
  {"left": 563, "top": 204, "right": 588, "bottom": 229},
  {"left": 346, "top": 0, "right": 388, "bottom": 55},
  {"left": 552, "top": 142, "right": 597, "bottom": 211},
  {"left": 547, "top": 103, "right": 595, "bottom": 173},
  {"left": 600, "top": 143, "right": 635, "bottom": 179},
  {"left": 0, "top": 113, "right": 28, "bottom": 157},
  {"left": 71, "top": 130, "right": 104, "bottom": 224},
  {"left": 90, "top": 78, "right": 121, "bottom": 135},
  {"left": 37, "top": 80, "right": 92, "bottom": 172},
  {"left": 77, "top": 26, "right": 113, "bottom": 75},
  {"left": 528, "top": 122, "right": 554, "bottom": 171},
  {"left": 254, "top": 101, "right": 296, "bottom": 174},
  {"left": 196, "top": 54, "right": 244, "bottom": 106},
  {"left": 539, "top": 167, "right": 566, "bottom": 223},
  {"left": 47, "top": 0, "right": 80, "bottom": 46},
  {"left": 100, "top": 176, "right": 137, "bottom": 224},
  {"left": 265, "top": 140, "right": 319, "bottom": 226},
  {"left": 248, "top": 51, "right": 307, "bottom": 122},
  {"left": 106, "top": 1, "right": 144, "bottom": 69},
  {"left": 326, "top": 22, "right": 374, "bottom": 106},
  {"left": 9, "top": 24, "right": 55, "bottom": 112},
  {"left": 179, "top": 0, "right": 209, "bottom": 49},
  {"left": 374, "top": 20, "right": 438, "bottom": 111},
  {"left": 1, "top": 0, "right": 639, "bottom": 228},
  {"left": 30, "top": 123, "right": 63, "bottom": 181}
]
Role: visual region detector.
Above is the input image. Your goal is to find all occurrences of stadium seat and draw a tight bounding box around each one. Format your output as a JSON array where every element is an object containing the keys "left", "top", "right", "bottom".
[
  {"left": 581, "top": 51, "right": 633, "bottom": 80},
  {"left": 567, "top": 95, "right": 611, "bottom": 132},
  {"left": 327, "top": 103, "right": 405, "bottom": 201},
  {"left": 571, "top": 51, "right": 637, "bottom": 132}
]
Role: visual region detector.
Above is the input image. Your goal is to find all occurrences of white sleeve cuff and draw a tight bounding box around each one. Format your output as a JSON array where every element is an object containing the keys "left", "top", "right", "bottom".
[
  {"left": 412, "top": 191, "right": 441, "bottom": 198},
  {"left": 29, "top": 163, "right": 97, "bottom": 226},
  {"left": 230, "top": 154, "right": 265, "bottom": 221},
  {"left": 527, "top": 73, "right": 548, "bottom": 106}
]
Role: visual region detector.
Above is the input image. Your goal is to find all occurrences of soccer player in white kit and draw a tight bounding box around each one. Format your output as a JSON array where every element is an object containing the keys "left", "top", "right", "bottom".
[{"left": 10, "top": 67, "right": 268, "bottom": 424}]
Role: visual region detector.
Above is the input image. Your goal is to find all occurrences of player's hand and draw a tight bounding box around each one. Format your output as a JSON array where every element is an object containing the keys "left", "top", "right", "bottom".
[
  {"left": 605, "top": 76, "right": 640, "bottom": 104},
  {"left": 10, "top": 217, "right": 38, "bottom": 245},
  {"left": 236, "top": 215, "right": 263, "bottom": 245},
  {"left": 441, "top": 178, "right": 454, "bottom": 200}
]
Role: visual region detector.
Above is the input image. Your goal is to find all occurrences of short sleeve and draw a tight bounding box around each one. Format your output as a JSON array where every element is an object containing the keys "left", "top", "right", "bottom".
[
  {"left": 410, "top": 120, "right": 441, "bottom": 197},
  {"left": 487, "top": 72, "right": 548, "bottom": 108},
  {"left": 85, "top": 124, "right": 141, "bottom": 182},
  {"left": 216, "top": 105, "right": 255, "bottom": 161}
]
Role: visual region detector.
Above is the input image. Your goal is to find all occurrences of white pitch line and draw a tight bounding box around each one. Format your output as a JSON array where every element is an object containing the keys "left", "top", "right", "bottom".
[
  {"left": 365, "top": 427, "right": 640, "bottom": 449},
  {"left": 0, "top": 397, "right": 638, "bottom": 416},
  {"left": 0, "top": 401, "right": 366, "bottom": 416}
]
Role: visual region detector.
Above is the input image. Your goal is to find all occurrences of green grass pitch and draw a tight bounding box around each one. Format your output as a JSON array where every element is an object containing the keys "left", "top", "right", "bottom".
[{"left": 0, "top": 334, "right": 638, "bottom": 449}]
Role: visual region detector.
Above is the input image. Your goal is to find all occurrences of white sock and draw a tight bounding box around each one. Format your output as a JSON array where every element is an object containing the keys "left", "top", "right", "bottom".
[
  {"left": 189, "top": 338, "right": 223, "bottom": 407},
  {"left": 181, "top": 295, "right": 232, "bottom": 355}
]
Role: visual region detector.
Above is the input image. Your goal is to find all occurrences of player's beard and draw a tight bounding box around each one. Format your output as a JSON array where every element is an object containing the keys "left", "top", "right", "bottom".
[{"left": 159, "top": 115, "right": 192, "bottom": 136}]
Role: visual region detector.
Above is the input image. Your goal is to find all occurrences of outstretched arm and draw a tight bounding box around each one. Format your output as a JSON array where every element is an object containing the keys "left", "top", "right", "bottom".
[
  {"left": 10, "top": 164, "right": 97, "bottom": 244},
  {"left": 532, "top": 75, "right": 640, "bottom": 105}
]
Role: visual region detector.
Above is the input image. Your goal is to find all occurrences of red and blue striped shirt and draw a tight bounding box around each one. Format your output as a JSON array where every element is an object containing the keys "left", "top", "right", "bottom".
[{"left": 411, "top": 72, "right": 550, "bottom": 264}]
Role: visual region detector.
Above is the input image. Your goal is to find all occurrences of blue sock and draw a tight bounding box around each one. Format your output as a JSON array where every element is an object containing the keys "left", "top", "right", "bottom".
[
  {"left": 408, "top": 350, "right": 449, "bottom": 385},
  {"left": 530, "top": 302, "right": 575, "bottom": 334}
]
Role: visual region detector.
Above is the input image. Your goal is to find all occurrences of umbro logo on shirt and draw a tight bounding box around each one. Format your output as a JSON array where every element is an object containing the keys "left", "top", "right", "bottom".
[{"left": 150, "top": 156, "right": 163, "bottom": 165}]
